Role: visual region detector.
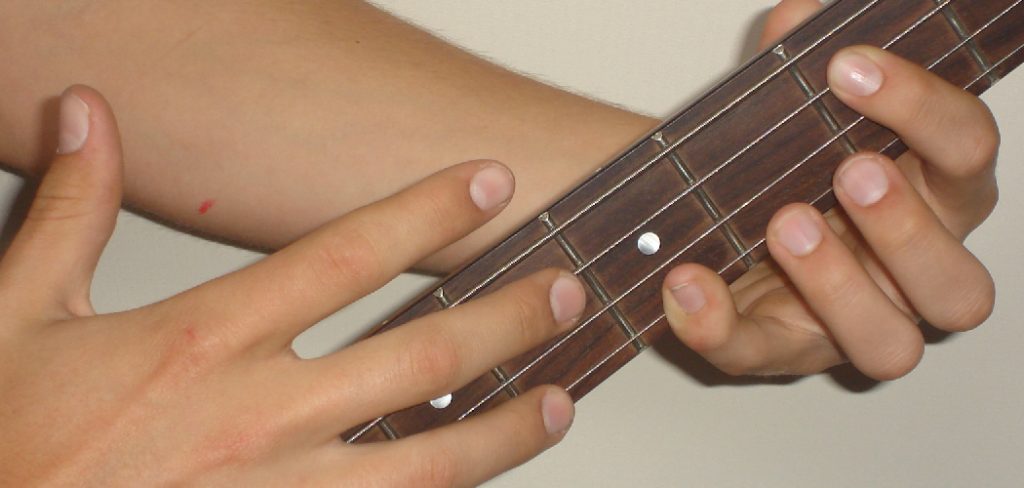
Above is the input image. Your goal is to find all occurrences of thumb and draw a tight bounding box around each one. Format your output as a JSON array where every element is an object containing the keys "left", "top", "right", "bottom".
[{"left": 1, "top": 86, "right": 124, "bottom": 317}]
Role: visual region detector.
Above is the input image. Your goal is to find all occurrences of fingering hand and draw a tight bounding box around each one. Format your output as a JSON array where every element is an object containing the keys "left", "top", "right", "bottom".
[
  {"left": 0, "top": 87, "right": 583, "bottom": 487},
  {"left": 661, "top": 0, "right": 998, "bottom": 380}
]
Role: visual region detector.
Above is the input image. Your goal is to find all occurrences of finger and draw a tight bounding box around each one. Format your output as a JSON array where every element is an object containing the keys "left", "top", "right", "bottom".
[
  {"left": 833, "top": 153, "right": 995, "bottom": 332},
  {"left": 173, "top": 159, "right": 516, "bottom": 348},
  {"left": 827, "top": 46, "right": 1000, "bottom": 229},
  {"left": 298, "top": 269, "right": 584, "bottom": 431},
  {"left": 662, "top": 264, "right": 842, "bottom": 376},
  {"left": 0, "top": 86, "right": 123, "bottom": 318},
  {"left": 348, "top": 387, "right": 573, "bottom": 488},
  {"left": 767, "top": 204, "right": 924, "bottom": 380},
  {"left": 759, "top": 0, "right": 823, "bottom": 49}
]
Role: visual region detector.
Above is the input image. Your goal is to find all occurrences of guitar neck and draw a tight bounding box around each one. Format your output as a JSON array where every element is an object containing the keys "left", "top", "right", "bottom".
[{"left": 347, "top": 0, "right": 1024, "bottom": 443}]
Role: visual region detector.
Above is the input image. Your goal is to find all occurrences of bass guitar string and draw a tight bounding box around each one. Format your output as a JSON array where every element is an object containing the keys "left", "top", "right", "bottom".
[
  {"left": 457, "top": 0, "right": 1021, "bottom": 421},
  {"left": 345, "top": 0, "right": 889, "bottom": 444},
  {"left": 444, "top": 0, "right": 889, "bottom": 310},
  {"left": 566, "top": 38, "right": 1024, "bottom": 393},
  {"left": 345, "top": 0, "right": 998, "bottom": 442},
  {"left": 571, "top": 0, "right": 983, "bottom": 279},
  {"left": 566, "top": 186, "right": 833, "bottom": 392}
]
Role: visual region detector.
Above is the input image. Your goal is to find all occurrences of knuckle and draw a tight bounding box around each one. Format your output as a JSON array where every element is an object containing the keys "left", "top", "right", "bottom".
[
  {"left": 150, "top": 321, "right": 230, "bottom": 386},
  {"left": 959, "top": 117, "right": 1000, "bottom": 178},
  {"left": 865, "top": 335, "right": 924, "bottom": 381},
  {"left": 410, "top": 448, "right": 458, "bottom": 488},
  {"left": 308, "top": 224, "right": 382, "bottom": 290},
  {"left": 683, "top": 318, "right": 733, "bottom": 356},
  {"left": 899, "top": 81, "right": 936, "bottom": 131},
  {"left": 399, "top": 332, "right": 462, "bottom": 394},
  {"left": 815, "top": 271, "right": 862, "bottom": 308},
  {"left": 420, "top": 191, "right": 463, "bottom": 235},
  {"left": 26, "top": 191, "right": 95, "bottom": 224},
  {"left": 878, "top": 216, "right": 932, "bottom": 258},
  {"left": 502, "top": 284, "right": 548, "bottom": 346}
]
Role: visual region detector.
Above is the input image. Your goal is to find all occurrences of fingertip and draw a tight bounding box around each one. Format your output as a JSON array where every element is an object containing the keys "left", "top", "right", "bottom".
[
  {"left": 665, "top": 266, "right": 708, "bottom": 316},
  {"left": 56, "top": 90, "right": 90, "bottom": 155},
  {"left": 549, "top": 271, "right": 586, "bottom": 326},
  {"left": 862, "top": 334, "right": 924, "bottom": 381},
  {"left": 540, "top": 386, "right": 574, "bottom": 437},
  {"left": 468, "top": 160, "right": 515, "bottom": 212},
  {"left": 662, "top": 264, "right": 733, "bottom": 353},
  {"left": 56, "top": 85, "right": 124, "bottom": 163},
  {"left": 768, "top": 204, "right": 825, "bottom": 258},
  {"left": 828, "top": 46, "right": 886, "bottom": 98},
  {"left": 834, "top": 153, "right": 893, "bottom": 209}
]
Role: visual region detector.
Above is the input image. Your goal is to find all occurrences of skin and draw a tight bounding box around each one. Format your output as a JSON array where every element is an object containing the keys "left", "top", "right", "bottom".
[
  {"left": 0, "top": 0, "right": 1002, "bottom": 484},
  {"left": 661, "top": 2, "right": 998, "bottom": 380}
]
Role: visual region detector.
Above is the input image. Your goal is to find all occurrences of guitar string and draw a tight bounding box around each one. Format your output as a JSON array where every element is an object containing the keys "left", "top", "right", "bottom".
[
  {"left": 566, "top": 40, "right": 1024, "bottom": 393},
  {"left": 456, "top": 0, "right": 1021, "bottom": 421},
  {"left": 566, "top": 187, "right": 832, "bottom": 392},
  {"left": 345, "top": 0, "right": 995, "bottom": 442},
  {"left": 344, "top": 0, "right": 888, "bottom": 444},
  {"left": 571, "top": 0, "right": 979, "bottom": 279},
  {"left": 442, "top": 0, "right": 888, "bottom": 310}
]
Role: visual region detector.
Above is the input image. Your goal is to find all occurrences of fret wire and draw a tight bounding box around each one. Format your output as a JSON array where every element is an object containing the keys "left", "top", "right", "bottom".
[
  {"left": 566, "top": 186, "right": 834, "bottom": 393},
  {"left": 346, "top": 1, "right": 1018, "bottom": 443},
  {"left": 460, "top": 114, "right": 865, "bottom": 421},
  {"left": 569, "top": 19, "right": 1024, "bottom": 400},
  {"left": 571, "top": 0, "right": 1019, "bottom": 280},
  {"left": 455, "top": 3, "right": 1020, "bottom": 422},
  {"left": 347, "top": 38, "right": 1024, "bottom": 444},
  {"left": 444, "top": 0, "right": 888, "bottom": 311}
]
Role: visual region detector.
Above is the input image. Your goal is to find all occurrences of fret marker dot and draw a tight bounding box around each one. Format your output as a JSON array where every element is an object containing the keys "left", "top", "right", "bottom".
[
  {"left": 430, "top": 393, "right": 453, "bottom": 409},
  {"left": 637, "top": 232, "right": 661, "bottom": 256}
]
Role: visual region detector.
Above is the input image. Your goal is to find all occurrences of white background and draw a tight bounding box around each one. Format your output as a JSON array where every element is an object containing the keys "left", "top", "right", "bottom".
[{"left": 2, "top": 1, "right": 1021, "bottom": 486}]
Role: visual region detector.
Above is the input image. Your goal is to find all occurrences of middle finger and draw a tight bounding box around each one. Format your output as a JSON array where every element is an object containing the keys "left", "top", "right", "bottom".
[{"left": 297, "top": 269, "right": 584, "bottom": 437}]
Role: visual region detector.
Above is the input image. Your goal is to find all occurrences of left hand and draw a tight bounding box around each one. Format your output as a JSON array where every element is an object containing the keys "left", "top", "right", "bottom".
[{"left": 660, "top": 0, "right": 999, "bottom": 380}]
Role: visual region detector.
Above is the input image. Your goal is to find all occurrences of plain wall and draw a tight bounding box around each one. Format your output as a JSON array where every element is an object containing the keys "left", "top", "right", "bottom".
[{"left": 1, "top": 1, "right": 1021, "bottom": 486}]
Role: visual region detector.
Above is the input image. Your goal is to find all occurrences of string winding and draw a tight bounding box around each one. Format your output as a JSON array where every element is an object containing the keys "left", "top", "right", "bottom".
[
  {"left": 458, "top": 0, "right": 1020, "bottom": 421},
  {"left": 348, "top": 0, "right": 1020, "bottom": 441},
  {"left": 568, "top": 36, "right": 1024, "bottom": 393}
]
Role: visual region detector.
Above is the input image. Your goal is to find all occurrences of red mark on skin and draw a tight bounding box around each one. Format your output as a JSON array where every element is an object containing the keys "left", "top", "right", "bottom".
[{"left": 198, "top": 199, "right": 216, "bottom": 215}]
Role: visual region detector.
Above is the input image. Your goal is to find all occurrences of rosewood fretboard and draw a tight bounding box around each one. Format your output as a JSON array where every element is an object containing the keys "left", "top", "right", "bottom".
[{"left": 346, "top": 0, "right": 1024, "bottom": 443}]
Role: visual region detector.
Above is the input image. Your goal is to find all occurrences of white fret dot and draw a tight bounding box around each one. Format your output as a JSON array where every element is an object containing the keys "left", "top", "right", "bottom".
[
  {"left": 637, "top": 232, "right": 661, "bottom": 256},
  {"left": 429, "top": 393, "right": 453, "bottom": 409}
]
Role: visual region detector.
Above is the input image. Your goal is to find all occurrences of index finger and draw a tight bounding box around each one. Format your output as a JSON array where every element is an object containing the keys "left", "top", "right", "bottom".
[{"left": 170, "top": 160, "right": 515, "bottom": 348}]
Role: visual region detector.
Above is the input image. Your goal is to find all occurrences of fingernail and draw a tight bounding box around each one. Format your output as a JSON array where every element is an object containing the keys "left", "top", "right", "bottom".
[
  {"left": 830, "top": 51, "right": 884, "bottom": 97},
  {"left": 541, "top": 388, "right": 574, "bottom": 436},
  {"left": 549, "top": 273, "right": 586, "bottom": 325},
  {"left": 776, "top": 210, "right": 822, "bottom": 257},
  {"left": 837, "top": 156, "right": 889, "bottom": 207},
  {"left": 469, "top": 163, "right": 514, "bottom": 211},
  {"left": 670, "top": 283, "right": 706, "bottom": 314},
  {"left": 57, "top": 91, "right": 90, "bottom": 154}
]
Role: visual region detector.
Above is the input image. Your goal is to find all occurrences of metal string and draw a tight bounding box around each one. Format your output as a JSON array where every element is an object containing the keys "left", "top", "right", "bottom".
[
  {"left": 570, "top": 0, "right": 966, "bottom": 279},
  {"left": 345, "top": 0, "right": 888, "bottom": 444},
  {"left": 456, "top": 0, "right": 1021, "bottom": 421},
  {"left": 345, "top": 0, "right": 1012, "bottom": 442},
  {"left": 442, "top": 0, "right": 889, "bottom": 310},
  {"left": 567, "top": 33, "right": 1024, "bottom": 394}
]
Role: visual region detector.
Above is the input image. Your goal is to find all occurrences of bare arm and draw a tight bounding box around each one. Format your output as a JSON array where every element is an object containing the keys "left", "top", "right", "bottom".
[
  {"left": 0, "top": 0, "right": 655, "bottom": 272},
  {"left": 0, "top": 0, "right": 1003, "bottom": 382}
]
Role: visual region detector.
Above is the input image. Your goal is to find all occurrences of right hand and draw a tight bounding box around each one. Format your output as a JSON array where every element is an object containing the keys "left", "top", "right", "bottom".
[{"left": 0, "top": 86, "right": 583, "bottom": 486}]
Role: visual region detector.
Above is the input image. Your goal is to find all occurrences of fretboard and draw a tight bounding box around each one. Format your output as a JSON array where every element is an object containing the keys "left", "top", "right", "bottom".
[{"left": 346, "top": 0, "right": 1024, "bottom": 443}]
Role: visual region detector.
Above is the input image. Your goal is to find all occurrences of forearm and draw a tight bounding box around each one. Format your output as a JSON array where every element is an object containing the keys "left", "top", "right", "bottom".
[{"left": 0, "top": 0, "right": 656, "bottom": 272}]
